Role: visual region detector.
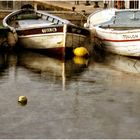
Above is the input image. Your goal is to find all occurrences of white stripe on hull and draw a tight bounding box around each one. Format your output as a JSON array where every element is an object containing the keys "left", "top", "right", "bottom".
[
  {"left": 18, "top": 33, "right": 64, "bottom": 49},
  {"left": 18, "top": 33, "right": 87, "bottom": 49},
  {"left": 104, "top": 45, "right": 140, "bottom": 57},
  {"left": 93, "top": 28, "right": 140, "bottom": 57},
  {"left": 95, "top": 38, "right": 140, "bottom": 57}
]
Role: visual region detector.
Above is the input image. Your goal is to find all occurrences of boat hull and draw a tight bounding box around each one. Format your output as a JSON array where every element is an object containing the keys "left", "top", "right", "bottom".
[
  {"left": 86, "top": 8, "right": 140, "bottom": 57},
  {"left": 18, "top": 33, "right": 65, "bottom": 49},
  {"left": 93, "top": 27, "right": 140, "bottom": 57},
  {"left": 18, "top": 33, "right": 88, "bottom": 49},
  {"left": 17, "top": 24, "right": 90, "bottom": 56}
]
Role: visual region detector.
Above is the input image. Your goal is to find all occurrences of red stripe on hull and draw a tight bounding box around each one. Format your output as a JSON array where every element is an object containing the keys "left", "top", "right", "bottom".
[{"left": 17, "top": 26, "right": 64, "bottom": 36}]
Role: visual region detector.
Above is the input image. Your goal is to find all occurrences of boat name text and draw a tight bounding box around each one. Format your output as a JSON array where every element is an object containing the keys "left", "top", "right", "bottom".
[
  {"left": 71, "top": 28, "right": 81, "bottom": 34},
  {"left": 42, "top": 28, "right": 57, "bottom": 33},
  {"left": 123, "top": 34, "right": 138, "bottom": 39}
]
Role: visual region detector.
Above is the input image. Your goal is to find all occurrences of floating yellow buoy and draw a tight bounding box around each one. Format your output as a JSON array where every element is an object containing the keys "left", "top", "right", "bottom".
[
  {"left": 73, "top": 56, "right": 89, "bottom": 65},
  {"left": 18, "top": 96, "right": 27, "bottom": 106},
  {"left": 73, "top": 47, "right": 89, "bottom": 57}
]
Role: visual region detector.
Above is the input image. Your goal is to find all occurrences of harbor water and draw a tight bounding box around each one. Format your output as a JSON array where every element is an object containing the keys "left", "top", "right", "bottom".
[{"left": 0, "top": 48, "right": 140, "bottom": 138}]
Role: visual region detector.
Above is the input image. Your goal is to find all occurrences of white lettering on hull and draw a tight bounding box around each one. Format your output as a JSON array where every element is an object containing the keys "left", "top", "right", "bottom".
[
  {"left": 123, "top": 34, "right": 138, "bottom": 40},
  {"left": 42, "top": 28, "right": 57, "bottom": 33}
]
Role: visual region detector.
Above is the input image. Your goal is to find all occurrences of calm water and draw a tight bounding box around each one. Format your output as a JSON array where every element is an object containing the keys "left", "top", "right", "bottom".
[{"left": 1, "top": 49, "right": 140, "bottom": 138}]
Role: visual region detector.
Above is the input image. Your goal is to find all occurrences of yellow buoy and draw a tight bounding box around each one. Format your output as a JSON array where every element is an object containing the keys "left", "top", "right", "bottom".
[
  {"left": 73, "top": 56, "right": 89, "bottom": 65},
  {"left": 73, "top": 47, "right": 89, "bottom": 57},
  {"left": 18, "top": 96, "right": 27, "bottom": 106}
]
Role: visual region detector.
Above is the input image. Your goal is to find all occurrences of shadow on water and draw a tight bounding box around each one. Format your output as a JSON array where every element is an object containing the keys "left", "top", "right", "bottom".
[
  {"left": 1, "top": 43, "right": 140, "bottom": 83},
  {"left": 93, "top": 46, "right": 140, "bottom": 74},
  {"left": 18, "top": 50, "right": 89, "bottom": 73},
  {"left": 15, "top": 50, "right": 90, "bottom": 90},
  {"left": 1, "top": 44, "right": 140, "bottom": 84}
]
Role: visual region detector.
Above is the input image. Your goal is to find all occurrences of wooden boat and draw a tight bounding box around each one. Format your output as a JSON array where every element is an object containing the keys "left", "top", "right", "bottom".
[
  {"left": 3, "top": 9, "right": 90, "bottom": 56},
  {"left": 85, "top": 8, "right": 140, "bottom": 57}
]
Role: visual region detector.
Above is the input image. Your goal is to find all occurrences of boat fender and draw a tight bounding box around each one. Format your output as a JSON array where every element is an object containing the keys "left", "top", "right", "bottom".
[
  {"left": 7, "top": 31, "right": 18, "bottom": 47},
  {"left": 18, "top": 96, "right": 27, "bottom": 106},
  {"left": 73, "top": 47, "right": 89, "bottom": 57}
]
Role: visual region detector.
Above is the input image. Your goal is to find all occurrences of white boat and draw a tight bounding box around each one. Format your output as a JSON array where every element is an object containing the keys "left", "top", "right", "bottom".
[
  {"left": 3, "top": 9, "right": 90, "bottom": 56},
  {"left": 85, "top": 8, "right": 140, "bottom": 57}
]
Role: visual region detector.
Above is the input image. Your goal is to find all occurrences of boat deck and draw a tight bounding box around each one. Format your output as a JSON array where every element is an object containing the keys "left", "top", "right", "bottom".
[
  {"left": 8, "top": 10, "right": 68, "bottom": 30},
  {"left": 17, "top": 19, "right": 54, "bottom": 29},
  {"left": 98, "top": 10, "right": 140, "bottom": 30}
]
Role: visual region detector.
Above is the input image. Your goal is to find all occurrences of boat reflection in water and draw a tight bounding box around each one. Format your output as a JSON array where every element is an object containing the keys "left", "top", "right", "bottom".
[
  {"left": 94, "top": 49, "right": 140, "bottom": 74},
  {"left": 0, "top": 52, "right": 18, "bottom": 83},
  {"left": 18, "top": 51, "right": 89, "bottom": 90},
  {"left": 0, "top": 53, "right": 7, "bottom": 70}
]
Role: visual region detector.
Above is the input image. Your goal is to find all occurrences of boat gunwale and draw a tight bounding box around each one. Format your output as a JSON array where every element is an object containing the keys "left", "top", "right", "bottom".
[{"left": 3, "top": 9, "right": 71, "bottom": 32}]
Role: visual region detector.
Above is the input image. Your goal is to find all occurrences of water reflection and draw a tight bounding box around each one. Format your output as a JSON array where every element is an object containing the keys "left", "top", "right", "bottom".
[
  {"left": 94, "top": 50, "right": 140, "bottom": 74},
  {"left": 0, "top": 53, "right": 7, "bottom": 70},
  {"left": 1, "top": 49, "right": 140, "bottom": 138},
  {"left": 1, "top": 49, "right": 140, "bottom": 85},
  {"left": 0, "top": 52, "right": 17, "bottom": 82},
  {"left": 17, "top": 51, "right": 89, "bottom": 90}
]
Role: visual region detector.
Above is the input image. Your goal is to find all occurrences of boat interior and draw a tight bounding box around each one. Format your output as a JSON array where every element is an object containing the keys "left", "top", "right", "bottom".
[
  {"left": 99, "top": 10, "right": 140, "bottom": 30},
  {"left": 7, "top": 9, "right": 69, "bottom": 29}
]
